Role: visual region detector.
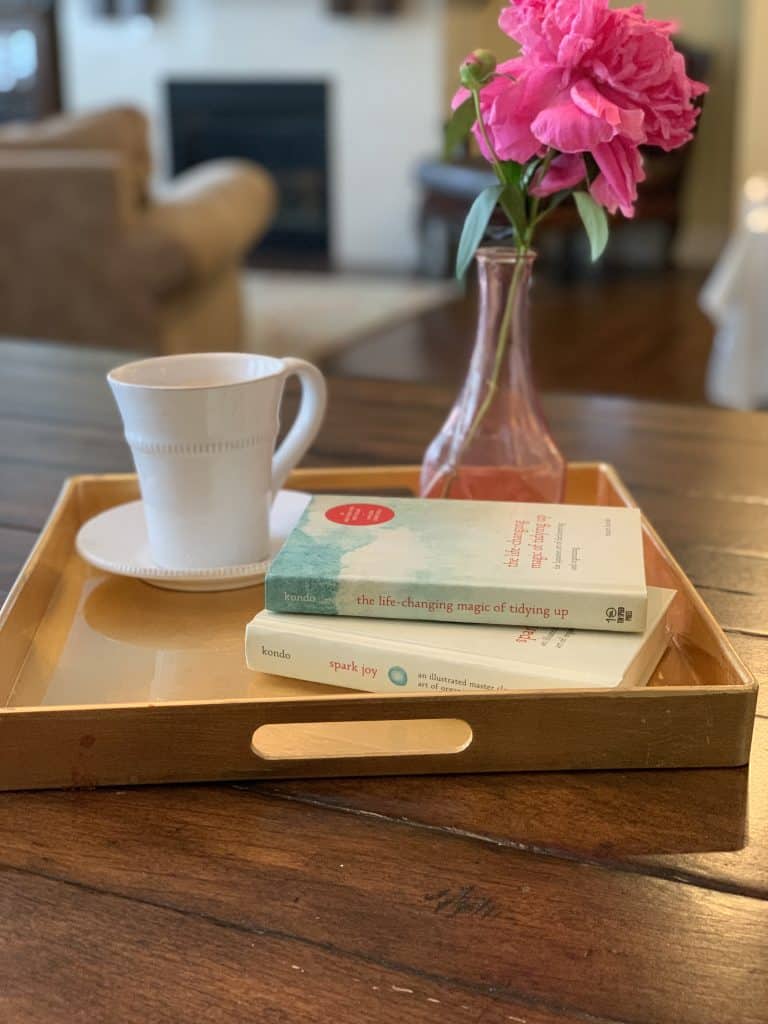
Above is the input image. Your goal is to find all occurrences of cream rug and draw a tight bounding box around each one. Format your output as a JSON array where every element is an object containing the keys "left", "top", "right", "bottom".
[{"left": 241, "top": 270, "right": 459, "bottom": 362}]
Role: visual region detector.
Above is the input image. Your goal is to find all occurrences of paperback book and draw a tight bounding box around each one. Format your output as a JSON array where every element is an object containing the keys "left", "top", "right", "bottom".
[
  {"left": 266, "top": 495, "right": 647, "bottom": 632},
  {"left": 247, "top": 588, "right": 675, "bottom": 695}
]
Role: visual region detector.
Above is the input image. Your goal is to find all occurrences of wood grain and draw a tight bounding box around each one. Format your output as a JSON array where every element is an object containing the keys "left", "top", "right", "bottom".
[
  {"left": 263, "top": 719, "right": 768, "bottom": 898},
  {"left": 1, "top": 869, "right": 575, "bottom": 1024},
  {"left": 325, "top": 270, "right": 714, "bottom": 404},
  {"left": 1, "top": 786, "right": 767, "bottom": 1024},
  {"left": 1, "top": 337, "right": 767, "bottom": 1023}
]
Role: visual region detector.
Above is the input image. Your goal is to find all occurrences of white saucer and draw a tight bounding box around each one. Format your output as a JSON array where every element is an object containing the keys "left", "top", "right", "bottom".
[{"left": 75, "top": 490, "right": 311, "bottom": 592}]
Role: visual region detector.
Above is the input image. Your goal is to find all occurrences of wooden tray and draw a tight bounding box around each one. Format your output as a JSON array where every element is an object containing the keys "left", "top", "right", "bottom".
[{"left": 0, "top": 464, "right": 757, "bottom": 790}]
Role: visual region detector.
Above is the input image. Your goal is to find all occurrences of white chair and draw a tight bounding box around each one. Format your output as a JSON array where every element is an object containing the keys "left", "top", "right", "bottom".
[{"left": 701, "top": 177, "right": 768, "bottom": 409}]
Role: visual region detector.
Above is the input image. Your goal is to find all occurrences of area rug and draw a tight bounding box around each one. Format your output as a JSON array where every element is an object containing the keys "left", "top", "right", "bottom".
[{"left": 241, "top": 270, "right": 459, "bottom": 362}]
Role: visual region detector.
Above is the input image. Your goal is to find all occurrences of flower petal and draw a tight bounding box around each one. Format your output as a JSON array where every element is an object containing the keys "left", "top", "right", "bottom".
[
  {"left": 570, "top": 79, "right": 646, "bottom": 143},
  {"left": 590, "top": 137, "right": 646, "bottom": 217},
  {"left": 531, "top": 96, "right": 614, "bottom": 153},
  {"left": 481, "top": 63, "right": 560, "bottom": 163},
  {"left": 452, "top": 85, "right": 472, "bottom": 112},
  {"left": 530, "top": 154, "right": 586, "bottom": 196}
]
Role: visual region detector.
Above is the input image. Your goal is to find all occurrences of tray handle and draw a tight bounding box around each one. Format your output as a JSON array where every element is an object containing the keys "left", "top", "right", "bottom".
[{"left": 250, "top": 711, "right": 474, "bottom": 761}]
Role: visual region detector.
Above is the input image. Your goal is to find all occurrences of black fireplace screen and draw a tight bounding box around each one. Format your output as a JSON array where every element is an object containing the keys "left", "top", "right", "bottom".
[{"left": 167, "top": 80, "right": 330, "bottom": 266}]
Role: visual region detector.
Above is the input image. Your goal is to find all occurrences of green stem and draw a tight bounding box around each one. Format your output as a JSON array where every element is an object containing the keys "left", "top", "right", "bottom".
[
  {"left": 525, "top": 150, "right": 555, "bottom": 246},
  {"left": 464, "top": 254, "right": 526, "bottom": 439},
  {"left": 437, "top": 251, "right": 529, "bottom": 498},
  {"left": 471, "top": 87, "right": 524, "bottom": 240},
  {"left": 471, "top": 88, "right": 504, "bottom": 188}
]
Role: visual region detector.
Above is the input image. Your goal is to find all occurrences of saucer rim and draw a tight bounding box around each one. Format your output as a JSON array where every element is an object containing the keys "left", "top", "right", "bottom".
[{"left": 75, "top": 495, "right": 298, "bottom": 583}]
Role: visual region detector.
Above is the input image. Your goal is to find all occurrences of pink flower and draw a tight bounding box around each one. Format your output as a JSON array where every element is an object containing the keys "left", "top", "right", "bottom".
[
  {"left": 590, "top": 137, "right": 647, "bottom": 216},
  {"left": 458, "top": 0, "right": 706, "bottom": 217},
  {"left": 453, "top": 58, "right": 550, "bottom": 164},
  {"left": 530, "top": 153, "right": 587, "bottom": 196}
]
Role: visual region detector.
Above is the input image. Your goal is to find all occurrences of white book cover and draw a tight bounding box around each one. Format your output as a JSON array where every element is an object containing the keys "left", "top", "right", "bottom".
[
  {"left": 247, "top": 587, "right": 675, "bottom": 695},
  {"left": 266, "top": 495, "right": 648, "bottom": 632}
]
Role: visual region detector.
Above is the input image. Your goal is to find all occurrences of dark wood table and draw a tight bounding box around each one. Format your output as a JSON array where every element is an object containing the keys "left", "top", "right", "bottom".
[{"left": 1, "top": 339, "right": 766, "bottom": 1023}]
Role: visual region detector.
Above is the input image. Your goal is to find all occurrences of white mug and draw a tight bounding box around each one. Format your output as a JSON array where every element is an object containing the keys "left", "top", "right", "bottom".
[{"left": 108, "top": 352, "right": 327, "bottom": 570}]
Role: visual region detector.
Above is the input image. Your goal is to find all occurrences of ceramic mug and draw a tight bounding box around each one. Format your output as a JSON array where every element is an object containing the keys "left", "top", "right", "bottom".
[{"left": 108, "top": 352, "right": 327, "bottom": 570}]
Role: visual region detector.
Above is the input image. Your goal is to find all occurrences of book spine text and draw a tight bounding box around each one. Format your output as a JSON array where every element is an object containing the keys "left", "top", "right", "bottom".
[
  {"left": 246, "top": 620, "right": 588, "bottom": 694},
  {"left": 265, "top": 576, "right": 646, "bottom": 632}
]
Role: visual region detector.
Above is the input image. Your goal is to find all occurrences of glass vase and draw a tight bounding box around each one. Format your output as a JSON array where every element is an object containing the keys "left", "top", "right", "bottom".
[{"left": 420, "top": 247, "right": 566, "bottom": 502}]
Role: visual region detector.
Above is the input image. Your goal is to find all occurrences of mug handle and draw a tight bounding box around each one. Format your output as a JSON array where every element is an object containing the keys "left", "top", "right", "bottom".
[{"left": 272, "top": 358, "right": 328, "bottom": 493}]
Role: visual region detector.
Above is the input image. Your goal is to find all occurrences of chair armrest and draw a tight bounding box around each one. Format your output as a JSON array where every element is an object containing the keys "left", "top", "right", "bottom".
[
  {"left": 0, "top": 149, "right": 135, "bottom": 234},
  {"left": 142, "top": 159, "right": 277, "bottom": 281},
  {"left": 0, "top": 106, "right": 151, "bottom": 202}
]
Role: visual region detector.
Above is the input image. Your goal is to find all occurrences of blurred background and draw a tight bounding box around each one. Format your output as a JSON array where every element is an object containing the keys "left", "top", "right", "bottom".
[{"left": 0, "top": 0, "right": 765, "bottom": 406}]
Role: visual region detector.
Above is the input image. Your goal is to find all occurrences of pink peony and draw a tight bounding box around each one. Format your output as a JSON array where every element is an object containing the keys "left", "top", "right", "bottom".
[{"left": 456, "top": 0, "right": 706, "bottom": 217}]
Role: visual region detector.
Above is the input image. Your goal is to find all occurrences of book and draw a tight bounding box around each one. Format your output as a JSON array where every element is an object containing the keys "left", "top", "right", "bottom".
[
  {"left": 266, "top": 494, "right": 647, "bottom": 632},
  {"left": 247, "top": 587, "right": 675, "bottom": 695}
]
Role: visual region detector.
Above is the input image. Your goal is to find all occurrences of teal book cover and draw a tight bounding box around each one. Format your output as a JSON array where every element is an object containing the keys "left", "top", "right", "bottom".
[{"left": 265, "top": 495, "right": 647, "bottom": 632}]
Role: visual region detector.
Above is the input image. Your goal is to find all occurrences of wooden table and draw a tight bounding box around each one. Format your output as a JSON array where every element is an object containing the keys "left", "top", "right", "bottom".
[{"left": 0, "top": 339, "right": 766, "bottom": 1024}]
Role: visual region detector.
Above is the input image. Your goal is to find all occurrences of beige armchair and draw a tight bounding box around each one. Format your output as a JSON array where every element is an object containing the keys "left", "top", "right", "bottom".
[{"left": 0, "top": 107, "right": 277, "bottom": 352}]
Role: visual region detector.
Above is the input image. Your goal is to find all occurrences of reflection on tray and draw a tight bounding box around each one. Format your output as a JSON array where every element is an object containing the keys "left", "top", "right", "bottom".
[
  {"left": 5, "top": 551, "right": 735, "bottom": 709},
  {"left": 8, "top": 564, "right": 343, "bottom": 708}
]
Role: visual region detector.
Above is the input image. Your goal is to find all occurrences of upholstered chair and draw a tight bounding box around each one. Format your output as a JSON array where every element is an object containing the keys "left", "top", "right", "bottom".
[{"left": 0, "top": 107, "right": 276, "bottom": 351}]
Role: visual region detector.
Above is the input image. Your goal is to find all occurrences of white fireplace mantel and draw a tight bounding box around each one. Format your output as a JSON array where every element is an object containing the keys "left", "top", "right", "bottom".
[{"left": 58, "top": 0, "right": 446, "bottom": 270}]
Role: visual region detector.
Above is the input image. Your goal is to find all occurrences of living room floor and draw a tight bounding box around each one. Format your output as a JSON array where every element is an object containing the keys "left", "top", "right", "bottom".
[{"left": 323, "top": 268, "right": 713, "bottom": 404}]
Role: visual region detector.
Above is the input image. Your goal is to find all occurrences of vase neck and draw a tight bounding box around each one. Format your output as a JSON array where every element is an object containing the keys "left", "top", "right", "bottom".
[
  {"left": 469, "top": 248, "right": 537, "bottom": 394},
  {"left": 418, "top": 246, "right": 564, "bottom": 501}
]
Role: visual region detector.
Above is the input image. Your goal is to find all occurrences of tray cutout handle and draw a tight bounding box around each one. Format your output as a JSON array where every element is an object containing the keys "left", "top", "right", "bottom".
[{"left": 251, "top": 718, "right": 473, "bottom": 761}]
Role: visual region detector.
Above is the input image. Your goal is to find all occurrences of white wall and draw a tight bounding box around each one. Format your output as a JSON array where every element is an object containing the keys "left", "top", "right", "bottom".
[
  {"left": 643, "top": 0, "right": 741, "bottom": 266},
  {"left": 736, "top": 0, "right": 768, "bottom": 190},
  {"left": 58, "top": 0, "right": 445, "bottom": 270}
]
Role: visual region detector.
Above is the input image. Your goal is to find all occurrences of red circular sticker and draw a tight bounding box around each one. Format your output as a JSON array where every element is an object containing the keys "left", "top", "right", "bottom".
[{"left": 325, "top": 502, "right": 395, "bottom": 526}]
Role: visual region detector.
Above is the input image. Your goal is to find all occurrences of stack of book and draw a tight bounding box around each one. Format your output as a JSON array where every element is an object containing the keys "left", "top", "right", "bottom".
[{"left": 245, "top": 496, "right": 675, "bottom": 694}]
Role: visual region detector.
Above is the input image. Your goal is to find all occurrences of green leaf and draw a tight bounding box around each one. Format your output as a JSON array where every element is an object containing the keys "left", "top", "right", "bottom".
[
  {"left": 520, "top": 158, "right": 542, "bottom": 191},
  {"left": 443, "top": 96, "right": 476, "bottom": 159},
  {"left": 499, "top": 161, "right": 523, "bottom": 188},
  {"left": 501, "top": 184, "right": 527, "bottom": 242},
  {"left": 456, "top": 183, "right": 505, "bottom": 280},
  {"left": 494, "top": 163, "right": 527, "bottom": 240},
  {"left": 574, "top": 190, "right": 609, "bottom": 262}
]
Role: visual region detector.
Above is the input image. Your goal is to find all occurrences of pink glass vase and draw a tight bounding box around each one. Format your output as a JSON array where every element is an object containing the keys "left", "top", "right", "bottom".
[{"left": 420, "top": 247, "right": 566, "bottom": 502}]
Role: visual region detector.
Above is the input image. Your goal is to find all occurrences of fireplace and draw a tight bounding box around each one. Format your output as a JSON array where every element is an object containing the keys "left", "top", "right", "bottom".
[{"left": 167, "top": 80, "right": 330, "bottom": 268}]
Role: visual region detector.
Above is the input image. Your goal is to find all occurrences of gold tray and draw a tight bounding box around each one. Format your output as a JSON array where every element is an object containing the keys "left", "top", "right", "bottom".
[{"left": 0, "top": 464, "right": 757, "bottom": 790}]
